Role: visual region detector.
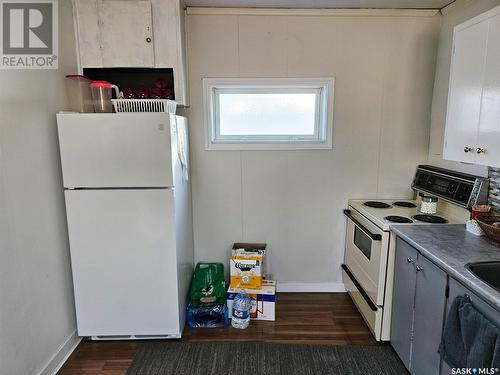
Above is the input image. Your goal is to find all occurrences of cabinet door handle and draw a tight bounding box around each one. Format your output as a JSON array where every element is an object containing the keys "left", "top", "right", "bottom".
[
  {"left": 476, "top": 147, "right": 486, "bottom": 154},
  {"left": 464, "top": 146, "right": 474, "bottom": 153},
  {"left": 407, "top": 257, "right": 415, "bottom": 264},
  {"left": 146, "top": 37, "right": 152, "bottom": 43},
  {"left": 416, "top": 265, "right": 424, "bottom": 272}
]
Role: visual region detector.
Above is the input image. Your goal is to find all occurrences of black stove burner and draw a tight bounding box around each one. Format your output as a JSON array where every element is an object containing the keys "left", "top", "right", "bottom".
[
  {"left": 393, "top": 201, "right": 417, "bottom": 208},
  {"left": 363, "top": 201, "right": 391, "bottom": 209},
  {"left": 412, "top": 215, "right": 448, "bottom": 224},
  {"left": 385, "top": 216, "right": 413, "bottom": 223}
]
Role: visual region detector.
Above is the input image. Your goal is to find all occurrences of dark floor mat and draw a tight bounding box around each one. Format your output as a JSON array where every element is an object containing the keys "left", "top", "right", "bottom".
[{"left": 126, "top": 341, "right": 407, "bottom": 375}]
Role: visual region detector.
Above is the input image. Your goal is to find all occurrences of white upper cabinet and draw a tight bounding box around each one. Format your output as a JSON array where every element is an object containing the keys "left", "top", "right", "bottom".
[
  {"left": 477, "top": 14, "right": 500, "bottom": 167},
  {"left": 444, "top": 20, "right": 488, "bottom": 164},
  {"left": 99, "top": 1, "right": 155, "bottom": 67},
  {"left": 444, "top": 5, "right": 500, "bottom": 168},
  {"left": 73, "top": 0, "right": 188, "bottom": 105}
]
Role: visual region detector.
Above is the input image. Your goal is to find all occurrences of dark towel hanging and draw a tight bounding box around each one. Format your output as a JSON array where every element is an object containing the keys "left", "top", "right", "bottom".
[{"left": 439, "top": 295, "right": 500, "bottom": 369}]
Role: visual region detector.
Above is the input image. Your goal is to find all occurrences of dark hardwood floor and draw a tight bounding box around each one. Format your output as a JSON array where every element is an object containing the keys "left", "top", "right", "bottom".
[{"left": 58, "top": 292, "right": 378, "bottom": 374}]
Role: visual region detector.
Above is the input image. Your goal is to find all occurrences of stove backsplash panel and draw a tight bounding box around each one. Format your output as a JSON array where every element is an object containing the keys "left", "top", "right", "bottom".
[{"left": 489, "top": 167, "right": 500, "bottom": 212}]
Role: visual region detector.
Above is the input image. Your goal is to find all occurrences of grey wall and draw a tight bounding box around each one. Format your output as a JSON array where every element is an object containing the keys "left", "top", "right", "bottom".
[
  {"left": 0, "top": 1, "right": 79, "bottom": 374},
  {"left": 428, "top": 0, "right": 500, "bottom": 177},
  {"left": 185, "top": 9, "right": 441, "bottom": 290}
]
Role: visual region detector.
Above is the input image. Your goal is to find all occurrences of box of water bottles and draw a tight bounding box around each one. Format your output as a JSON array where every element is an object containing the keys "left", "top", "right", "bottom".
[{"left": 227, "top": 280, "right": 276, "bottom": 321}]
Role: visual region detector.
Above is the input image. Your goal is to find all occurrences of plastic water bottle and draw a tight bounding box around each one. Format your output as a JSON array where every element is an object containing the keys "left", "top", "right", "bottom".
[{"left": 231, "top": 291, "right": 251, "bottom": 329}]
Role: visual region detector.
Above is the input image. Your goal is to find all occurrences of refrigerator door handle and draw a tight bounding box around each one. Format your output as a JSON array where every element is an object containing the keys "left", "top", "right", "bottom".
[{"left": 174, "top": 116, "right": 189, "bottom": 181}]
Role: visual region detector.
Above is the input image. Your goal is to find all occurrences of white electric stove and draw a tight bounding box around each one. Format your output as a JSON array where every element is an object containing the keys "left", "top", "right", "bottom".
[
  {"left": 342, "top": 165, "right": 489, "bottom": 341},
  {"left": 348, "top": 198, "right": 465, "bottom": 231}
]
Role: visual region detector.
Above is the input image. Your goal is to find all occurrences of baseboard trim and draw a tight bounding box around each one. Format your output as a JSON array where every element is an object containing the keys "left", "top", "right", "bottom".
[
  {"left": 37, "top": 330, "right": 81, "bottom": 375},
  {"left": 277, "top": 282, "right": 345, "bottom": 292}
]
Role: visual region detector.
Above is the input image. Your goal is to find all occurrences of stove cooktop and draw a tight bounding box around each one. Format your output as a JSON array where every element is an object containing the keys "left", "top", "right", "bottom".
[{"left": 348, "top": 199, "right": 464, "bottom": 231}]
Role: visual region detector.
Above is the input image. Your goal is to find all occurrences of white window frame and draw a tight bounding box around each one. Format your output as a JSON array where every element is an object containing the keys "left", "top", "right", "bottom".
[{"left": 203, "top": 77, "right": 335, "bottom": 151}]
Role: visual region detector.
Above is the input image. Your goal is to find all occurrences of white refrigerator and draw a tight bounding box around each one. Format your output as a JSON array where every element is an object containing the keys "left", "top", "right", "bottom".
[{"left": 57, "top": 112, "right": 194, "bottom": 339}]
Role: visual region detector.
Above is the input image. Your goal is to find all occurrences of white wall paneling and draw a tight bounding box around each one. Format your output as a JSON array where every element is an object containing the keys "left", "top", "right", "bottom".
[
  {"left": 0, "top": 1, "right": 79, "bottom": 374},
  {"left": 185, "top": 8, "right": 441, "bottom": 288}
]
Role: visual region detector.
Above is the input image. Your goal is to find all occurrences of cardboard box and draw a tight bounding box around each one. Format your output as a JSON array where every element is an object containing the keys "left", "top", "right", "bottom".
[
  {"left": 227, "top": 280, "right": 276, "bottom": 321},
  {"left": 230, "top": 243, "right": 267, "bottom": 290}
]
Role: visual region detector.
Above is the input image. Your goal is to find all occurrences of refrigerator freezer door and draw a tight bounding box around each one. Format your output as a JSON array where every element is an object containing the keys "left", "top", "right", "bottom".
[
  {"left": 57, "top": 113, "right": 173, "bottom": 188},
  {"left": 65, "top": 189, "right": 180, "bottom": 337}
]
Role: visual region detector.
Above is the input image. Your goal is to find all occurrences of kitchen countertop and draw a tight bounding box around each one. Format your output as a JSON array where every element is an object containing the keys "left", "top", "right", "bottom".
[{"left": 391, "top": 224, "right": 500, "bottom": 311}]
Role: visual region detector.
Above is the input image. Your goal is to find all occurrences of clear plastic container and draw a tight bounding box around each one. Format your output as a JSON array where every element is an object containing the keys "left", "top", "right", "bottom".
[
  {"left": 231, "top": 291, "right": 251, "bottom": 329},
  {"left": 90, "top": 81, "right": 120, "bottom": 113},
  {"left": 65, "top": 75, "right": 93, "bottom": 113}
]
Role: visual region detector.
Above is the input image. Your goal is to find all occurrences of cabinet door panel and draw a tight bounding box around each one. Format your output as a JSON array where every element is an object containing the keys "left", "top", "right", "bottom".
[
  {"left": 444, "top": 21, "right": 489, "bottom": 163},
  {"left": 478, "top": 14, "right": 500, "bottom": 168},
  {"left": 74, "top": 0, "right": 102, "bottom": 67},
  {"left": 391, "top": 238, "right": 418, "bottom": 371},
  {"left": 99, "top": 0, "right": 155, "bottom": 67},
  {"left": 412, "top": 254, "right": 447, "bottom": 375},
  {"left": 442, "top": 278, "right": 500, "bottom": 374}
]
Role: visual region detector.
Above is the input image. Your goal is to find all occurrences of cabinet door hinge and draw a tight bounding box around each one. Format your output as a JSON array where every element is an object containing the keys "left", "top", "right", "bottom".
[{"left": 445, "top": 284, "right": 450, "bottom": 298}]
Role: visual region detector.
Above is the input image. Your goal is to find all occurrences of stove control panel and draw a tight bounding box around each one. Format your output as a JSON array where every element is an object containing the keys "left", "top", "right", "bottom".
[{"left": 412, "top": 165, "right": 488, "bottom": 208}]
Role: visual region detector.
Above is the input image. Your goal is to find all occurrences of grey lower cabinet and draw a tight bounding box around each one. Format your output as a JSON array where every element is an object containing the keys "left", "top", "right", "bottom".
[
  {"left": 412, "top": 254, "right": 447, "bottom": 374},
  {"left": 440, "top": 277, "right": 500, "bottom": 375},
  {"left": 391, "top": 238, "right": 418, "bottom": 370},
  {"left": 391, "top": 238, "right": 447, "bottom": 374}
]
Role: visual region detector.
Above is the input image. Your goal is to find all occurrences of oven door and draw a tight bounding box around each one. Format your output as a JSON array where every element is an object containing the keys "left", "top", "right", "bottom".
[{"left": 343, "top": 208, "right": 389, "bottom": 307}]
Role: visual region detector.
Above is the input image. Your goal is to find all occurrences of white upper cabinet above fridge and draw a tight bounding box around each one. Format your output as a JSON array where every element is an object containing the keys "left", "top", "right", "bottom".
[
  {"left": 74, "top": 0, "right": 154, "bottom": 67},
  {"left": 99, "top": 1, "right": 155, "bottom": 67},
  {"left": 444, "top": 5, "right": 500, "bottom": 168},
  {"left": 73, "top": 0, "right": 188, "bottom": 105}
]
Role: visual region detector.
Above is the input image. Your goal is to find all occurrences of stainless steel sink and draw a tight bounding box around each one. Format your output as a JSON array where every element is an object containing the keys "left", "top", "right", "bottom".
[{"left": 467, "top": 262, "right": 500, "bottom": 291}]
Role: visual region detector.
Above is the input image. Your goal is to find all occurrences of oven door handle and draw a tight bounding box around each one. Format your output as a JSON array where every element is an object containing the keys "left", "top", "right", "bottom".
[
  {"left": 343, "top": 209, "right": 382, "bottom": 241},
  {"left": 341, "top": 264, "right": 378, "bottom": 312}
]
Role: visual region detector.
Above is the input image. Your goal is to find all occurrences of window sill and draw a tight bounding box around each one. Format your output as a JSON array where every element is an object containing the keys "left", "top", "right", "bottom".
[{"left": 205, "top": 140, "right": 333, "bottom": 151}]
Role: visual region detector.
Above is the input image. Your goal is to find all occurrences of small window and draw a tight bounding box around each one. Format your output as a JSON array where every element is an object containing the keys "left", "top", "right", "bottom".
[{"left": 203, "top": 78, "right": 334, "bottom": 150}]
